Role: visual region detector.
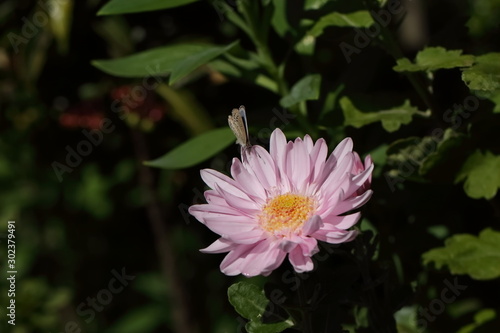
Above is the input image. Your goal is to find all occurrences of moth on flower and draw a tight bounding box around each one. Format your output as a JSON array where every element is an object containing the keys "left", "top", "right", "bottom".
[
  {"left": 228, "top": 105, "right": 251, "bottom": 153},
  {"left": 189, "top": 107, "right": 373, "bottom": 276}
]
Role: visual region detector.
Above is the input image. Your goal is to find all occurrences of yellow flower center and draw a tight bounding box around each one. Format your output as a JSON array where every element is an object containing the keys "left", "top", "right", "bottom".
[{"left": 259, "top": 194, "right": 316, "bottom": 235}]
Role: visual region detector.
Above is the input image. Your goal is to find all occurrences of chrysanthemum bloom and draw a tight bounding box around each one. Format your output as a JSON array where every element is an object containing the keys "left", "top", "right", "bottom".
[{"left": 189, "top": 129, "right": 373, "bottom": 276}]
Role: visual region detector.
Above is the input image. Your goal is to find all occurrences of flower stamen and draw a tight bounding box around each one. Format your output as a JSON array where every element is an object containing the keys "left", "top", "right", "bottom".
[{"left": 259, "top": 194, "right": 316, "bottom": 235}]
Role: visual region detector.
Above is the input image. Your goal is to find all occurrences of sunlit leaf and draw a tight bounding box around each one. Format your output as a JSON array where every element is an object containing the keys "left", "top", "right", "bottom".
[
  {"left": 457, "top": 309, "right": 496, "bottom": 333},
  {"left": 170, "top": 41, "right": 239, "bottom": 84},
  {"left": 48, "top": 0, "right": 73, "bottom": 54},
  {"left": 92, "top": 44, "right": 213, "bottom": 77},
  {"left": 155, "top": 84, "right": 214, "bottom": 135},
  {"left": 98, "top": 0, "right": 199, "bottom": 15},
  {"left": 280, "top": 74, "right": 321, "bottom": 107},
  {"left": 92, "top": 41, "right": 238, "bottom": 84},
  {"left": 340, "top": 97, "right": 430, "bottom": 132},
  {"left": 455, "top": 149, "right": 500, "bottom": 199},
  {"left": 308, "top": 11, "right": 374, "bottom": 37},
  {"left": 423, "top": 228, "right": 500, "bottom": 280},
  {"left": 462, "top": 53, "right": 500, "bottom": 92},
  {"left": 394, "top": 47, "right": 474, "bottom": 72},
  {"left": 228, "top": 282, "right": 294, "bottom": 333},
  {"left": 144, "top": 128, "right": 235, "bottom": 169},
  {"left": 304, "top": 0, "right": 329, "bottom": 10}
]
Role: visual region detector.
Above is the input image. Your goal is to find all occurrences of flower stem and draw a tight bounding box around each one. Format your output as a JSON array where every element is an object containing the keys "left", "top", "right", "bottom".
[
  {"left": 364, "top": 0, "right": 438, "bottom": 115},
  {"left": 295, "top": 272, "right": 313, "bottom": 333},
  {"left": 237, "top": 1, "right": 318, "bottom": 137}
]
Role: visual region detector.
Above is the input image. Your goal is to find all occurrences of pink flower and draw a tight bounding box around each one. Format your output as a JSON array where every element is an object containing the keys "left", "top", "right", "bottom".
[{"left": 189, "top": 128, "right": 373, "bottom": 276}]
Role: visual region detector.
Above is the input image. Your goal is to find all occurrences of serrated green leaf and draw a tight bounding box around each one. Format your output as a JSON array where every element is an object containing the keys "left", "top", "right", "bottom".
[
  {"left": 246, "top": 320, "right": 294, "bottom": 333},
  {"left": 340, "top": 97, "right": 429, "bottom": 132},
  {"left": 419, "top": 129, "right": 466, "bottom": 176},
  {"left": 98, "top": 0, "right": 199, "bottom": 15},
  {"left": 393, "top": 47, "right": 474, "bottom": 72},
  {"left": 144, "top": 128, "right": 235, "bottom": 169},
  {"left": 228, "top": 282, "right": 294, "bottom": 333},
  {"left": 280, "top": 74, "right": 321, "bottom": 107},
  {"left": 455, "top": 150, "right": 500, "bottom": 199},
  {"left": 423, "top": 228, "right": 500, "bottom": 280},
  {"left": 308, "top": 11, "right": 374, "bottom": 37},
  {"left": 462, "top": 53, "right": 500, "bottom": 92}
]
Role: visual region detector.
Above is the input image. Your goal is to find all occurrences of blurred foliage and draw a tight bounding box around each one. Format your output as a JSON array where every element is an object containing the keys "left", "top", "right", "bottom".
[{"left": 1, "top": 0, "right": 500, "bottom": 332}]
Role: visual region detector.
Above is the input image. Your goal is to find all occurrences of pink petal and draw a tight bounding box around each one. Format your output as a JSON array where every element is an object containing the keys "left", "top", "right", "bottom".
[
  {"left": 303, "top": 135, "right": 314, "bottom": 152},
  {"left": 189, "top": 204, "right": 256, "bottom": 235},
  {"left": 220, "top": 244, "right": 256, "bottom": 276},
  {"left": 298, "top": 237, "right": 319, "bottom": 256},
  {"left": 319, "top": 154, "right": 354, "bottom": 197},
  {"left": 322, "top": 212, "right": 361, "bottom": 230},
  {"left": 230, "top": 158, "right": 267, "bottom": 203},
  {"left": 204, "top": 190, "right": 227, "bottom": 206},
  {"left": 238, "top": 240, "right": 286, "bottom": 277},
  {"left": 200, "top": 169, "right": 250, "bottom": 200},
  {"left": 332, "top": 189, "right": 373, "bottom": 215},
  {"left": 286, "top": 138, "right": 311, "bottom": 192},
  {"left": 243, "top": 145, "right": 278, "bottom": 191},
  {"left": 225, "top": 229, "right": 266, "bottom": 244},
  {"left": 343, "top": 163, "right": 374, "bottom": 198},
  {"left": 312, "top": 228, "right": 358, "bottom": 244},
  {"left": 309, "top": 138, "right": 328, "bottom": 183},
  {"left": 289, "top": 247, "right": 314, "bottom": 273},
  {"left": 269, "top": 128, "right": 287, "bottom": 169},
  {"left": 200, "top": 238, "right": 235, "bottom": 253},
  {"left": 213, "top": 183, "right": 260, "bottom": 215},
  {"left": 302, "top": 215, "right": 323, "bottom": 236}
]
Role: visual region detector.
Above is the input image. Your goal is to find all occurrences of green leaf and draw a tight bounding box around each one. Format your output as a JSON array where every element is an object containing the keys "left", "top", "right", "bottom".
[
  {"left": 280, "top": 74, "right": 321, "bottom": 108},
  {"left": 92, "top": 44, "right": 212, "bottom": 77},
  {"left": 462, "top": 53, "right": 500, "bottom": 92},
  {"left": 340, "top": 97, "right": 430, "bottom": 132},
  {"left": 92, "top": 41, "right": 238, "bottom": 83},
  {"left": 271, "top": 0, "right": 293, "bottom": 37},
  {"left": 423, "top": 228, "right": 500, "bottom": 280},
  {"left": 228, "top": 282, "right": 294, "bottom": 333},
  {"left": 169, "top": 41, "right": 239, "bottom": 84},
  {"left": 455, "top": 150, "right": 500, "bottom": 199},
  {"left": 393, "top": 47, "right": 474, "bottom": 72},
  {"left": 295, "top": 19, "right": 316, "bottom": 55},
  {"left": 304, "top": 0, "right": 329, "bottom": 10},
  {"left": 155, "top": 84, "right": 214, "bottom": 135},
  {"left": 308, "top": 11, "right": 374, "bottom": 37},
  {"left": 419, "top": 129, "right": 467, "bottom": 177},
  {"left": 98, "top": 0, "right": 199, "bottom": 15},
  {"left": 144, "top": 128, "right": 235, "bottom": 169},
  {"left": 457, "top": 309, "right": 496, "bottom": 333}
]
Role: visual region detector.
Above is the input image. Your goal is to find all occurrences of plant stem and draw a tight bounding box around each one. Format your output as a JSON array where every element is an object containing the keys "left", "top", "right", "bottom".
[
  {"left": 364, "top": 0, "right": 438, "bottom": 114},
  {"left": 296, "top": 272, "right": 313, "bottom": 333},
  {"left": 131, "top": 129, "right": 197, "bottom": 333},
  {"left": 238, "top": 1, "right": 318, "bottom": 136}
]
